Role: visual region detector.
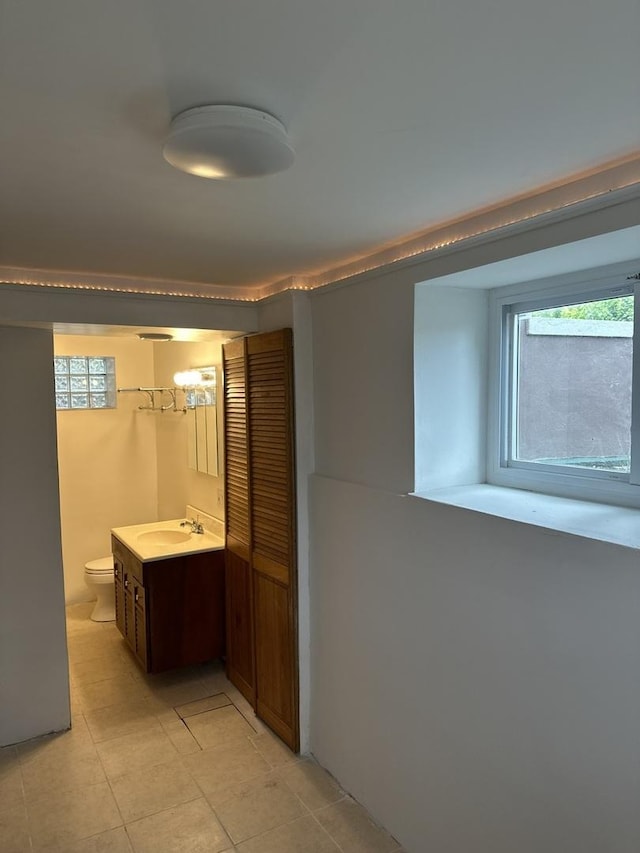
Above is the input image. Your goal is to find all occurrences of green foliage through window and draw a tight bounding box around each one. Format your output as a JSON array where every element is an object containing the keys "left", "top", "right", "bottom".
[{"left": 537, "top": 295, "right": 633, "bottom": 321}]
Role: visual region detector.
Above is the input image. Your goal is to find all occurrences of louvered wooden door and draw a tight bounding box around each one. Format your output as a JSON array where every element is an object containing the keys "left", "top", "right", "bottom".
[
  {"left": 223, "top": 329, "right": 299, "bottom": 751},
  {"left": 223, "top": 339, "right": 255, "bottom": 705}
]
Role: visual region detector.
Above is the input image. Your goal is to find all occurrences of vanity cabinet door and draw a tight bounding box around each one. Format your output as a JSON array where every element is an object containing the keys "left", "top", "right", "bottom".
[
  {"left": 128, "top": 556, "right": 148, "bottom": 670},
  {"left": 123, "top": 572, "right": 136, "bottom": 651},
  {"left": 113, "top": 556, "right": 126, "bottom": 638},
  {"left": 145, "top": 551, "right": 225, "bottom": 674},
  {"left": 133, "top": 580, "right": 147, "bottom": 670},
  {"left": 112, "top": 536, "right": 134, "bottom": 648}
]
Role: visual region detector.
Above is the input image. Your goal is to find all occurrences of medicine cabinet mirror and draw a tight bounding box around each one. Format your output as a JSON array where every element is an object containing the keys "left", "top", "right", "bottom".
[{"left": 174, "top": 366, "right": 219, "bottom": 477}]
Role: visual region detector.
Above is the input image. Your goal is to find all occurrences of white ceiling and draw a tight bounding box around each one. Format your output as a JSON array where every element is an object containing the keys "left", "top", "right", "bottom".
[{"left": 1, "top": 0, "right": 639, "bottom": 295}]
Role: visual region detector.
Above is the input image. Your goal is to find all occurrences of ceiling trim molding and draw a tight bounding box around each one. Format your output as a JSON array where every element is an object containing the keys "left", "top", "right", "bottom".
[
  {"left": 255, "top": 154, "right": 640, "bottom": 299},
  {"left": 0, "top": 267, "right": 260, "bottom": 303},
  {"left": 2, "top": 154, "right": 639, "bottom": 305}
]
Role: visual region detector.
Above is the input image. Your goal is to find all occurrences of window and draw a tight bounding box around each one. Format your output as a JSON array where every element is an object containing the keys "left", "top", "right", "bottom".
[
  {"left": 414, "top": 238, "right": 640, "bottom": 544},
  {"left": 489, "top": 271, "right": 640, "bottom": 506},
  {"left": 54, "top": 356, "right": 116, "bottom": 410}
]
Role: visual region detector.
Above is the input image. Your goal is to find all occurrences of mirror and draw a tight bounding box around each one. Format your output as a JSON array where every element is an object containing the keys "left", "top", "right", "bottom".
[{"left": 176, "top": 366, "right": 219, "bottom": 477}]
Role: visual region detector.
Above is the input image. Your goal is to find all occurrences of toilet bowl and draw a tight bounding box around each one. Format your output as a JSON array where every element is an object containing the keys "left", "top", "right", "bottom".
[{"left": 84, "top": 556, "right": 115, "bottom": 622}]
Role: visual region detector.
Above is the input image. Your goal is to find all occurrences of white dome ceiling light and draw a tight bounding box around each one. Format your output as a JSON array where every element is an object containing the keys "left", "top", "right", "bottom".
[{"left": 162, "top": 105, "right": 295, "bottom": 179}]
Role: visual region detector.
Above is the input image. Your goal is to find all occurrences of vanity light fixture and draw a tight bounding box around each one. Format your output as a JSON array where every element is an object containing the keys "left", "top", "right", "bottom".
[
  {"left": 162, "top": 105, "right": 295, "bottom": 179},
  {"left": 173, "top": 367, "right": 216, "bottom": 388},
  {"left": 173, "top": 370, "right": 202, "bottom": 387}
]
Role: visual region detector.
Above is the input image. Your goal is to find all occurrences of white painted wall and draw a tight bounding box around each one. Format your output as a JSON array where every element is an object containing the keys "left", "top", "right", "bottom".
[
  {"left": 55, "top": 335, "right": 158, "bottom": 603},
  {"left": 313, "top": 268, "right": 416, "bottom": 493},
  {"left": 414, "top": 285, "right": 489, "bottom": 491},
  {"left": 310, "top": 476, "right": 640, "bottom": 853},
  {"left": 309, "top": 200, "right": 640, "bottom": 851},
  {"left": 0, "top": 328, "right": 70, "bottom": 745}
]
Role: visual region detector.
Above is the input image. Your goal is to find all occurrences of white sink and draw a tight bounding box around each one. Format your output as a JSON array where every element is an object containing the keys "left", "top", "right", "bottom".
[
  {"left": 137, "top": 529, "right": 192, "bottom": 546},
  {"left": 112, "top": 518, "right": 224, "bottom": 563}
]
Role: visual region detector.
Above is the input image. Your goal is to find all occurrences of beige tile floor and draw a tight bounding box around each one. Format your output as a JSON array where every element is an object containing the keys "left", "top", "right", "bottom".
[{"left": 0, "top": 603, "right": 403, "bottom": 852}]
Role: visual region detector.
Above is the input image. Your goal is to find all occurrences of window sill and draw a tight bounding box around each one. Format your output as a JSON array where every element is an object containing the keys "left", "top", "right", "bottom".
[{"left": 410, "top": 483, "right": 640, "bottom": 550}]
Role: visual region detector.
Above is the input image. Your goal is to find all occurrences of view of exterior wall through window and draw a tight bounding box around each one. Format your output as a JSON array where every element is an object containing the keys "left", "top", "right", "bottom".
[
  {"left": 54, "top": 356, "right": 116, "bottom": 410},
  {"left": 512, "top": 295, "right": 633, "bottom": 473}
]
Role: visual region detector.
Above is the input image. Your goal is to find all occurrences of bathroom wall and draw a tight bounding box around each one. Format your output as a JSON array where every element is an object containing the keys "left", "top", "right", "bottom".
[
  {"left": 55, "top": 335, "right": 158, "bottom": 604},
  {"left": 152, "top": 340, "right": 225, "bottom": 522}
]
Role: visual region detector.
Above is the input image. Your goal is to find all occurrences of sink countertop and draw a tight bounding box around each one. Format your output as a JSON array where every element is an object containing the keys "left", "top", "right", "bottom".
[{"left": 111, "top": 518, "right": 225, "bottom": 563}]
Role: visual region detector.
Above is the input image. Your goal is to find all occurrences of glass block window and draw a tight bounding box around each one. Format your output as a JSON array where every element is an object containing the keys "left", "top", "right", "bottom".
[{"left": 54, "top": 356, "right": 116, "bottom": 410}]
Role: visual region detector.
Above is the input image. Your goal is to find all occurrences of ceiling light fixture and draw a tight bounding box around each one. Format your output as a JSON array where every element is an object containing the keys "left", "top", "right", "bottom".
[
  {"left": 137, "top": 332, "right": 173, "bottom": 342},
  {"left": 162, "top": 105, "right": 295, "bottom": 179}
]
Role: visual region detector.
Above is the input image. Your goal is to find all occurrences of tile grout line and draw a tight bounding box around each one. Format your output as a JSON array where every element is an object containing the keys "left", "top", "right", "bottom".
[
  {"left": 306, "top": 803, "right": 365, "bottom": 853},
  {"left": 17, "top": 784, "right": 34, "bottom": 853},
  {"left": 210, "top": 798, "right": 342, "bottom": 851},
  {"left": 309, "top": 796, "right": 404, "bottom": 853},
  {"left": 306, "top": 809, "right": 345, "bottom": 851},
  {"left": 206, "top": 759, "right": 307, "bottom": 842},
  {"left": 211, "top": 756, "right": 349, "bottom": 853},
  {"left": 175, "top": 692, "right": 233, "bottom": 719}
]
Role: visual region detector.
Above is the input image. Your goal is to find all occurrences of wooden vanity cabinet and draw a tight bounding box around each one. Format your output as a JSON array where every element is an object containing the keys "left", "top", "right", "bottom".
[{"left": 111, "top": 535, "right": 225, "bottom": 674}]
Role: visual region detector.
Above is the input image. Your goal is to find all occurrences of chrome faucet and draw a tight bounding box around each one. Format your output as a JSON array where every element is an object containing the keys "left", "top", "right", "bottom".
[{"left": 180, "top": 517, "right": 204, "bottom": 534}]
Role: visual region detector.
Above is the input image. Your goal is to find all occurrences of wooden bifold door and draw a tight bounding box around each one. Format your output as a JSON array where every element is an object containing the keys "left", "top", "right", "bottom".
[{"left": 223, "top": 328, "right": 299, "bottom": 751}]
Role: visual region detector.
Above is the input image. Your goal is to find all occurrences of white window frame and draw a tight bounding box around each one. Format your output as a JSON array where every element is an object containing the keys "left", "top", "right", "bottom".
[{"left": 487, "top": 263, "right": 640, "bottom": 509}]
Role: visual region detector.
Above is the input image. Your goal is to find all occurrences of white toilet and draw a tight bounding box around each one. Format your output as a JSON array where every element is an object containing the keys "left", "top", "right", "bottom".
[{"left": 84, "top": 556, "right": 116, "bottom": 622}]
